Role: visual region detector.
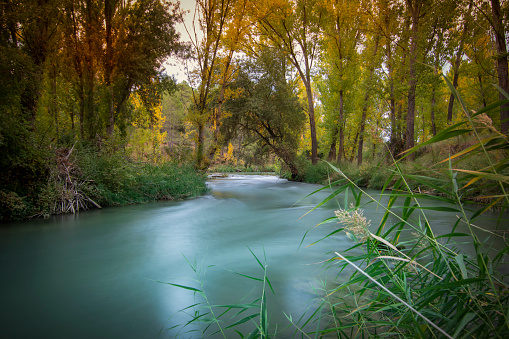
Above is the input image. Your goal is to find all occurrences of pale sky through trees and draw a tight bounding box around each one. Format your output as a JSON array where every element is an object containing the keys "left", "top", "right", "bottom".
[{"left": 164, "top": 0, "right": 196, "bottom": 82}]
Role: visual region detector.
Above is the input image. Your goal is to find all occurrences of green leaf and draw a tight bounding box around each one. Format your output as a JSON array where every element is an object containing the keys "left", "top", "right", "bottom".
[
  {"left": 214, "top": 303, "right": 259, "bottom": 309},
  {"left": 493, "top": 84, "right": 509, "bottom": 100},
  {"left": 436, "top": 233, "right": 470, "bottom": 239},
  {"left": 453, "top": 312, "right": 476, "bottom": 338},
  {"left": 247, "top": 246, "right": 265, "bottom": 271},
  {"left": 228, "top": 270, "right": 263, "bottom": 282},
  {"left": 419, "top": 278, "right": 483, "bottom": 291},
  {"left": 157, "top": 281, "right": 204, "bottom": 295},
  {"left": 225, "top": 313, "right": 259, "bottom": 329},
  {"left": 455, "top": 254, "right": 468, "bottom": 279},
  {"left": 299, "top": 185, "right": 349, "bottom": 218},
  {"left": 307, "top": 228, "right": 344, "bottom": 247},
  {"left": 453, "top": 169, "right": 509, "bottom": 184}
]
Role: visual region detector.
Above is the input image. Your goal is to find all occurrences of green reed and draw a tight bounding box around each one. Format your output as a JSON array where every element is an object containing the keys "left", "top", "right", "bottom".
[
  {"left": 162, "top": 248, "right": 275, "bottom": 338},
  {"left": 296, "top": 79, "right": 509, "bottom": 338}
]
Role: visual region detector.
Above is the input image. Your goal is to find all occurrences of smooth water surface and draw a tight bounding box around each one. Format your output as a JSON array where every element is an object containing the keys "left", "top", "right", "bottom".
[
  {"left": 0, "top": 175, "right": 344, "bottom": 338},
  {"left": 1, "top": 175, "right": 506, "bottom": 338}
]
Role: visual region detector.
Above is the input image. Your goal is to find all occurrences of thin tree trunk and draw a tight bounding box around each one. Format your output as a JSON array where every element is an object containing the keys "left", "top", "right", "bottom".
[
  {"left": 84, "top": 0, "right": 96, "bottom": 140},
  {"left": 305, "top": 82, "right": 318, "bottom": 165},
  {"left": 358, "top": 93, "right": 369, "bottom": 165},
  {"left": 446, "top": 6, "right": 470, "bottom": 122},
  {"left": 431, "top": 87, "right": 437, "bottom": 136},
  {"left": 431, "top": 62, "right": 439, "bottom": 136},
  {"left": 490, "top": 0, "right": 509, "bottom": 134},
  {"left": 405, "top": 0, "right": 421, "bottom": 153},
  {"left": 337, "top": 89, "right": 345, "bottom": 162},
  {"left": 388, "top": 43, "right": 396, "bottom": 154},
  {"left": 51, "top": 64, "right": 59, "bottom": 138},
  {"left": 196, "top": 123, "right": 205, "bottom": 169},
  {"left": 105, "top": 0, "right": 115, "bottom": 136},
  {"left": 478, "top": 73, "right": 487, "bottom": 108},
  {"left": 328, "top": 124, "right": 338, "bottom": 161},
  {"left": 358, "top": 35, "right": 379, "bottom": 165}
]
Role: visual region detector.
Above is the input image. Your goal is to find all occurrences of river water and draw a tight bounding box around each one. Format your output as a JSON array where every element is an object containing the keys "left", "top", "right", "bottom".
[{"left": 0, "top": 174, "right": 506, "bottom": 338}]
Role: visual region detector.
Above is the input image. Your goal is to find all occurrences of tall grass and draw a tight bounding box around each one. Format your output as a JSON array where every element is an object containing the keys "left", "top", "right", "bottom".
[
  {"left": 297, "top": 80, "right": 509, "bottom": 337},
  {"left": 77, "top": 143, "right": 208, "bottom": 206},
  {"left": 161, "top": 248, "right": 275, "bottom": 338}
]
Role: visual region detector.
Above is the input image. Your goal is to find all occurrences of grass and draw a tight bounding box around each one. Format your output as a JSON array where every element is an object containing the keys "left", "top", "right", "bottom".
[
  {"left": 0, "top": 142, "right": 208, "bottom": 221},
  {"left": 161, "top": 248, "right": 275, "bottom": 338},
  {"left": 76, "top": 145, "right": 208, "bottom": 207},
  {"left": 295, "top": 78, "right": 509, "bottom": 338}
]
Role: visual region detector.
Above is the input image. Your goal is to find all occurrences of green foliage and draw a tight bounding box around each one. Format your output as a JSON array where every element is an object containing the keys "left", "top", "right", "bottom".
[
  {"left": 222, "top": 47, "right": 306, "bottom": 178},
  {"left": 296, "top": 85, "right": 509, "bottom": 338},
  {"left": 0, "top": 138, "right": 207, "bottom": 221},
  {"left": 77, "top": 142, "right": 207, "bottom": 206}
]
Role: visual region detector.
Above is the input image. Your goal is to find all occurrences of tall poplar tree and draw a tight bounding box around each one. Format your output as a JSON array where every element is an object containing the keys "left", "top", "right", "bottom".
[
  {"left": 258, "top": 0, "right": 322, "bottom": 164},
  {"left": 185, "top": 0, "right": 232, "bottom": 169}
]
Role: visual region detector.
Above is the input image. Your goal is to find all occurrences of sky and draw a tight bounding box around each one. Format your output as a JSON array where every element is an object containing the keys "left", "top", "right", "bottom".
[{"left": 163, "top": 0, "right": 196, "bottom": 83}]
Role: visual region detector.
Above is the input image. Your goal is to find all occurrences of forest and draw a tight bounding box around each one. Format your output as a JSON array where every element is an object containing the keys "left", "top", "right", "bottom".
[
  {"left": 0, "top": 0, "right": 508, "bottom": 220},
  {"left": 1, "top": 1, "right": 509, "bottom": 337}
]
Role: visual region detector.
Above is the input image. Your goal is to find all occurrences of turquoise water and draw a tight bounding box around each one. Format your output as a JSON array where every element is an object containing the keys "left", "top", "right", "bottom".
[{"left": 1, "top": 174, "right": 506, "bottom": 338}]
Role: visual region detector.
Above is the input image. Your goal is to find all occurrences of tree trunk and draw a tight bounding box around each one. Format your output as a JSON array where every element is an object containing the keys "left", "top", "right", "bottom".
[
  {"left": 478, "top": 73, "right": 487, "bottom": 108},
  {"left": 51, "top": 64, "right": 59, "bottom": 138},
  {"left": 305, "top": 83, "right": 318, "bottom": 164},
  {"left": 431, "top": 61, "right": 439, "bottom": 136},
  {"left": 337, "top": 90, "right": 345, "bottom": 162},
  {"left": 84, "top": 0, "right": 96, "bottom": 140},
  {"left": 490, "top": 0, "right": 509, "bottom": 134},
  {"left": 447, "top": 7, "right": 469, "bottom": 123},
  {"left": 357, "top": 94, "right": 369, "bottom": 166},
  {"left": 357, "top": 35, "right": 379, "bottom": 166},
  {"left": 196, "top": 123, "right": 205, "bottom": 169},
  {"left": 431, "top": 86, "right": 437, "bottom": 136},
  {"left": 328, "top": 124, "right": 338, "bottom": 161},
  {"left": 405, "top": 0, "right": 421, "bottom": 153},
  {"left": 388, "top": 42, "right": 396, "bottom": 155},
  {"left": 105, "top": 0, "right": 116, "bottom": 136}
]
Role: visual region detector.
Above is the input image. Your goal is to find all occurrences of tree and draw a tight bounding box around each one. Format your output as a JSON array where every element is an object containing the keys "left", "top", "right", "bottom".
[
  {"left": 258, "top": 0, "right": 322, "bottom": 164},
  {"left": 223, "top": 48, "right": 306, "bottom": 178},
  {"left": 185, "top": 0, "right": 232, "bottom": 169},
  {"left": 447, "top": 1, "right": 470, "bottom": 123},
  {"left": 60, "top": 0, "right": 182, "bottom": 140},
  {"left": 319, "top": 0, "right": 362, "bottom": 162},
  {"left": 208, "top": 0, "right": 254, "bottom": 159},
  {"left": 488, "top": 0, "right": 509, "bottom": 134}
]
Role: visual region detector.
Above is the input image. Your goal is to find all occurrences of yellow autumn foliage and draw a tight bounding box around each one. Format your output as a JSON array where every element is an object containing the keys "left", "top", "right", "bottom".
[{"left": 128, "top": 92, "right": 167, "bottom": 162}]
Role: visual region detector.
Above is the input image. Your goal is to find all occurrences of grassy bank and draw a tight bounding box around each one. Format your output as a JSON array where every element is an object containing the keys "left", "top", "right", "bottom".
[
  {"left": 0, "top": 143, "right": 208, "bottom": 222},
  {"left": 295, "top": 134, "right": 507, "bottom": 205}
]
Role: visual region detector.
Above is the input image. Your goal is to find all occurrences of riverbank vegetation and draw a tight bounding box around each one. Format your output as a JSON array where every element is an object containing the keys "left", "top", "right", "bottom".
[
  {"left": 294, "top": 83, "right": 509, "bottom": 338},
  {"left": 166, "top": 83, "right": 508, "bottom": 338},
  {"left": 2, "top": 0, "right": 508, "bottom": 221},
  {"left": 0, "top": 0, "right": 210, "bottom": 221}
]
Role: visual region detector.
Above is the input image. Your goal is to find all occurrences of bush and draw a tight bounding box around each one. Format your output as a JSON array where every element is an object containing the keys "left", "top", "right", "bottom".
[{"left": 78, "top": 146, "right": 207, "bottom": 206}]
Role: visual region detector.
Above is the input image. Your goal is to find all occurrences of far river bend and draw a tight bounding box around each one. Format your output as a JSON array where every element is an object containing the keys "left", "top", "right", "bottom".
[{"left": 1, "top": 174, "right": 506, "bottom": 338}]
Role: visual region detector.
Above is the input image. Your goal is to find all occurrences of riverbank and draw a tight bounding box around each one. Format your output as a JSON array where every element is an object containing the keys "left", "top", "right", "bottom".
[
  {"left": 296, "top": 137, "right": 507, "bottom": 206},
  {"left": 0, "top": 144, "right": 208, "bottom": 222}
]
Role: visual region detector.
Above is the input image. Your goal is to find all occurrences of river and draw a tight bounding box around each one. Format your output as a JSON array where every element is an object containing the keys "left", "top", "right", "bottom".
[{"left": 0, "top": 174, "right": 506, "bottom": 338}]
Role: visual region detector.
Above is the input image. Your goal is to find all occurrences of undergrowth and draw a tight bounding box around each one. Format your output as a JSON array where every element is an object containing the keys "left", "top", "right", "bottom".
[
  {"left": 294, "top": 78, "right": 509, "bottom": 337},
  {"left": 0, "top": 141, "right": 208, "bottom": 221}
]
